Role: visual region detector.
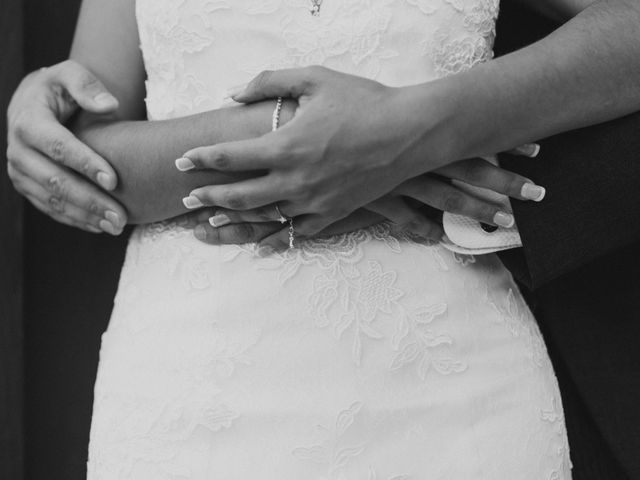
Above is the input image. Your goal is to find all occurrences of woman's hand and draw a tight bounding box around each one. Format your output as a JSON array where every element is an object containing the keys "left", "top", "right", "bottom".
[
  {"left": 180, "top": 67, "right": 432, "bottom": 239},
  {"left": 6, "top": 60, "right": 128, "bottom": 234},
  {"left": 188, "top": 153, "right": 545, "bottom": 250}
]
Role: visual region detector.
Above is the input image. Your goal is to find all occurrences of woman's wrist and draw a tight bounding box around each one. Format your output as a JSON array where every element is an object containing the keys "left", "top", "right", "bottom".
[{"left": 234, "top": 98, "right": 298, "bottom": 137}]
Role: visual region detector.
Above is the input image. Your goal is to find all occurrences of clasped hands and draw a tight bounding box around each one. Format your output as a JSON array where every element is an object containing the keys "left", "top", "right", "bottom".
[
  {"left": 6, "top": 63, "right": 545, "bottom": 244},
  {"left": 178, "top": 66, "right": 545, "bottom": 253}
]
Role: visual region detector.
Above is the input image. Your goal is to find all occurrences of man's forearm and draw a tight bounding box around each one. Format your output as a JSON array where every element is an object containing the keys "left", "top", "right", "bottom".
[
  {"left": 401, "top": 0, "right": 640, "bottom": 174},
  {"left": 75, "top": 100, "right": 290, "bottom": 224}
]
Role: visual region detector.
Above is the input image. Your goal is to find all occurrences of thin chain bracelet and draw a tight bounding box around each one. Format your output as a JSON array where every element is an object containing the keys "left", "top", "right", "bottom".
[
  {"left": 271, "top": 97, "right": 295, "bottom": 249},
  {"left": 288, "top": 218, "right": 295, "bottom": 249},
  {"left": 271, "top": 96, "right": 284, "bottom": 132}
]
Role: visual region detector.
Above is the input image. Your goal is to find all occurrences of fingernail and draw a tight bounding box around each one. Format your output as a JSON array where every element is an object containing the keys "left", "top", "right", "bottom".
[
  {"left": 94, "top": 92, "right": 119, "bottom": 109},
  {"left": 99, "top": 219, "right": 119, "bottom": 236},
  {"left": 96, "top": 171, "right": 115, "bottom": 191},
  {"left": 257, "top": 245, "right": 275, "bottom": 258},
  {"left": 521, "top": 183, "right": 546, "bottom": 202},
  {"left": 175, "top": 157, "right": 195, "bottom": 172},
  {"left": 209, "top": 214, "right": 231, "bottom": 228},
  {"left": 105, "top": 210, "right": 124, "bottom": 229},
  {"left": 224, "top": 83, "right": 247, "bottom": 100},
  {"left": 493, "top": 211, "right": 515, "bottom": 229},
  {"left": 183, "top": 195, "right": 204, "bottom": 209},
  {"left": 86, "top": 225, "right": 102, "bottom": 234},
  {"left": 194, "top": 224, "right": 208, "bottom": 241},
  {"left": 514, "top": 143, "right": 541, "bottom": 158}
]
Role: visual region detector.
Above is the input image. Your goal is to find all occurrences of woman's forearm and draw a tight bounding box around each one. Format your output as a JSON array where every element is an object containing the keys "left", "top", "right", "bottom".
[
  {"left": 402, "top": 0, "right": 640, "bottom": 172},
  {"left": 74, "top": 100, "right": 293, "bottom": 224}
]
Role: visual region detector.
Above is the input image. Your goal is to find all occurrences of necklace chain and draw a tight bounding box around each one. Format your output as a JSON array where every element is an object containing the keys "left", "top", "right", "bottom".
[{"left": 309, "top": 0, "right": 323, "bottom": 16}]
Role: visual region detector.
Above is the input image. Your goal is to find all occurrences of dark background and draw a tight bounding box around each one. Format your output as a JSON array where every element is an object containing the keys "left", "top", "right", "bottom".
[{"left": 0, "top": 2, "right": 551, "bottom": 479}]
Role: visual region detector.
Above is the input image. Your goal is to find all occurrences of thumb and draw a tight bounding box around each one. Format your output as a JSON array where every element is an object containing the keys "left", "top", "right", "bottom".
[
  {"left": 229, "top": 67, "right": 317, "bottom": 104},
  {"left": 55, "top": 60, "right": 119, "bottom": 114}
]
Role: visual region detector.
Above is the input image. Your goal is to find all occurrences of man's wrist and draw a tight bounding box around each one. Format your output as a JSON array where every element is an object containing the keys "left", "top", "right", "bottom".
[{"left": 390, "top": 78, "right": 470, "bottom": 179}]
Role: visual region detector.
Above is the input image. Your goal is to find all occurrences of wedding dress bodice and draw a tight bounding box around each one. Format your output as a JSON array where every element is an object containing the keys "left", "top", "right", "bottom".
[
  {"left": 137, "top": 0, "right": 498, "bottom": 120},
  {"left": 86, "top": 2, "right": 572, "bottom": 479}
]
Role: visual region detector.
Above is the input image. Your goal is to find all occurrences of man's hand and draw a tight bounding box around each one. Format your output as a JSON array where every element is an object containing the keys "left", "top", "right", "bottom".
[
  {"left": 6, "top": 60, "right": 127, "bottom": 234},
  {"left": 189, "top": 155, "right": 546, "bottom": 250},
  {"left": 180, "top": 67, "right": 439, "bottom": 245}
]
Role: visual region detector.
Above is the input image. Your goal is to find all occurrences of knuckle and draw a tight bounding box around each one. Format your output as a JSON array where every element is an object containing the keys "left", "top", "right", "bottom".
[
  {"left": 442, "top": 193, "right": 465, "bottom": 213},
  {"left": 48, "top": 175, "right": 69, "bottom": 200},
  {"left": 213, "top": 150, "right": 232, "bottom": 170},
  {"left": 80, "top": 161, "right": 92, "bottom": 176},
  {"left": 235, "top": 223, "right": 257, "bottom": 241},
  {"left": 11, "top": 111, "right": 31, "bottom": 139},
  {"left": 48, "top": 196, "right": 66, "bottom": 214},
  {"left": 252, "top": 70, "right": 274, "bottom": 91},
  {"left": 78, "top": 71, "right": 101, "bottom": 92},
  {"left": 48, "top": 138, "right": 67, "bottom": 163},
  {"left": 462, "top": 160, "right": 488, "bottom": 183},
  {"left": 223, "top": 190, "right": 246, "bottom": 210},
  {"left": 87, "top": 200, "right": 101, "bottom": 215}
]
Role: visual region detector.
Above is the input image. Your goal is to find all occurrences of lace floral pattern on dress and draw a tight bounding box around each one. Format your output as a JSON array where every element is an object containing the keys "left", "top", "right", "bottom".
[{"left": 87, "top": 1, "right": 571, "bottom": 478}]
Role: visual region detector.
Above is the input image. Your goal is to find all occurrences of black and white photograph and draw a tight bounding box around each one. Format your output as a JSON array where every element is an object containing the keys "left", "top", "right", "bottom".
[{"left": 1, "top": 0, "right": 640, "bottom": 479}]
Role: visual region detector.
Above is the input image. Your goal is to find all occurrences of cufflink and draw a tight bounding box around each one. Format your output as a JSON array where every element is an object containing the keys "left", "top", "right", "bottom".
[{"left": 480, "top": 223, "right": 499, "bottom": 233}]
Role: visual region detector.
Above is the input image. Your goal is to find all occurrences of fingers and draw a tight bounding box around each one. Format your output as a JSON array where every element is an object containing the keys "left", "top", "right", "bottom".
[
  {"left": 14, "top": 112, "right": 119, "bottom": 191},
  {"left": 364, "top": 196, "right": 443, "bottom": 240},
  {"left": 228, "top": 66, "right": 324, "bottom": 104},
  {"left": 205, "top": 205, "right": 287, "bottom": 227},
  {"left": 16, "top": 176, "right": 109, "bottom": 234},
  {"left": 434, "top": 158, "right": 546, "bottom": 202},
  {"left": 506, "top": 143, "right": 540, "bottom": 158},
  {"left": 193, "top": 221, "right": 282, "bottom": 245},
  {"left": 396, "top": 176, "right": 516, "bottom": 228},
  {"left": 185, "top": 176, "right": 285, "bottom": 211},
  {"left": 29, "top": 196, "right": 102, "bottom": 233},
  {"left": 178, "top": 135, "right": 281, "bottom": 173},
  {"left": 52, "top": 60, "right": 119, "bottom": 113},
  {"left": 9, "top": 148, "right": 127, "bottom": 234}
]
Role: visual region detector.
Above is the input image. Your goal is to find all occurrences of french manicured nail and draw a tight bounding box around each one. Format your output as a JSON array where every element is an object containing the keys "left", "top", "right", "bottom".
[
  {"left": 105, "top": 210, "right": 124, "bottom": 229},
  {"left": 94, "top": 92, "right": 119, "bottom": 109},
  {"left": 175, "top": 157, "right": 196, "bottom": 172},
  {"left": 96, "top": 171, "right": 115, "bottom": 191},
  {"left": 209, "top": 214, "right": 231, "bottom": 228},
  {"left": 86, "top": 225, "right": 102, "bottom": 234},
  {"left": 99, "top": 219, "right": 119, "bottom": 236},
  {"left": 224, "top": 83, "right": 247, "bottom": 100},
  {"left": 194, "top": 224, "right": 208, "bottom": 241},
  {"left": 183, "top": 195, "right": 203, "bottom": 209},
  {"left": 514, "top": 143, "right": 541, "bottom": 158},
  {"left": 257, "top": 245, "right": 275, "bottom": 258},
  {"left": 521, "top": 183, "right": 547, "bottom": 202},
  {"left": 493, "top": 211, "right": 515, "bottom": 229}
]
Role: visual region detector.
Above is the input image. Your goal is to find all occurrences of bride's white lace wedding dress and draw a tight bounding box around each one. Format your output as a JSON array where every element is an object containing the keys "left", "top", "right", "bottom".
[{"left": 87, "top": 1, "right": 572, "bottom": 479}]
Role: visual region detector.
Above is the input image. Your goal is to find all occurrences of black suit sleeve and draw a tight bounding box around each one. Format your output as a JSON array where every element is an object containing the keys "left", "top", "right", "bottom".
[{"left": 498, "top": 112, "right": 640, "bottom": 290}]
